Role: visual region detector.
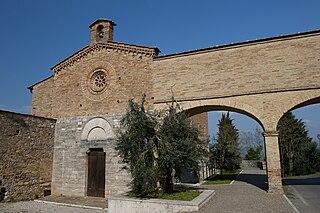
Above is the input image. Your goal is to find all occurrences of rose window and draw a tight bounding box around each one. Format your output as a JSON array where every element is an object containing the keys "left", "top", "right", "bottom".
[{"left": 90, "top": 71, "right": 107, "bottom": 93}]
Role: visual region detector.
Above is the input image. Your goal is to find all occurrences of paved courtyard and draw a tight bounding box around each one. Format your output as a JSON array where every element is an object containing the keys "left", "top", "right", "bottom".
[
  {"left": 186, "top": 169, "right": 295, "bottom": 213},
  {"left": 0, "top": 169, "right": 296, "bottom": 213}
]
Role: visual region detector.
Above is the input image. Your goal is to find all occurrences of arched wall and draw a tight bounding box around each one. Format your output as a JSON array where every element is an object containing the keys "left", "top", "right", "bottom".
[
  {"left": 269, "top": 89, "right": 320, "bottom": 131},
  {"left": 183, "top": 104, "right": 264, "bottom": 130},
  {"left": 153, "top": 89, "right": 320, "bottom": 194},
  {"left": 153, "top": 88, "right": 320, "bottom": 132},
  {"left": 81, "top": 117, "right": 114, "bottom": 141},
  {"left": 52, "top": 115, "right": 130, "bottom": 198},
  {"left": 154, "top": 95, "right": 265, "bottom": 130}
]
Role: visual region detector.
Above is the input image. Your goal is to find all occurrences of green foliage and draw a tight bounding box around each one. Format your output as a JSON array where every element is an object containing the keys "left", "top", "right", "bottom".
[
  {"left": 116, "top": 95, "right": 157, "bottom": 194},
  {"left": 293, "top": 141, "right": 320, "bottom": 175},
  {"left": 159, "top": 190, "right": 201, "bottom": 201},
  {"left": 157, "top": 101, "right": 207, "bottom": 193},
  {"left": 129, "top": 189, "right": 201, "bottom": 201},
  {"left": 278, "top": 111, "right": 320, "bottom": 177},
  {"left": 116, "top": 95, "right": 207, "bottom": 196},
  {"left": 210, "top": 113, "right": 241, "bottom": 175},
  {"left": 203, "top": 170, "right": 240, "bottom": 185},
  {"left": 244, "top": 146, "right": 262, "bottom": 160},
  {"left": 239, "top": 128, "right": 264, "bottom": 158}
]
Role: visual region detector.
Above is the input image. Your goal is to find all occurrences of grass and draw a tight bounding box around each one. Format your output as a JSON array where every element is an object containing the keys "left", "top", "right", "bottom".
[
  {"left": 285, "top": 171, "right": 320, "bottom": 179},
  {"left": 128, "top": 190, "right": 202, "bottom": 201},
  {"left": 202, "top": 170, "right": 241, "bottom": 185},
  {"left": 159, "top": 190, "right": 202, "bottom": 201}
]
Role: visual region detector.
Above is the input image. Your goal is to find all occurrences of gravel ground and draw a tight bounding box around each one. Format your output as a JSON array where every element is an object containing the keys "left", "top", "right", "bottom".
[{"left": 0, "top": 201, "right": 107, "bottom": 213}]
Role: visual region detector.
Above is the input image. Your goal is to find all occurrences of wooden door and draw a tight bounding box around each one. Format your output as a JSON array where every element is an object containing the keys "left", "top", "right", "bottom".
[{"left": 87, "top": 148, "right": 106, "bottom": 197}]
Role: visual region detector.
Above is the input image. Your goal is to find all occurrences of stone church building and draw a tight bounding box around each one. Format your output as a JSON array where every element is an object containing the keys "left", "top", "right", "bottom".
[
  {"left": 27, "top": 18, "right": 208, "bottom": 198},
  {"left": 1, "top": 18, "right": 319, "bottom": 201}
]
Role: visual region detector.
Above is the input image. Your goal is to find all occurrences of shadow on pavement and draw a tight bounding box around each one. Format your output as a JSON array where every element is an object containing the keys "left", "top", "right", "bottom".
[
  {"left": 235, "top": 173, "right": 268, "bottom": 191},
  {"left": 282, "top": 176, "right": 320, "bottom": 185}
]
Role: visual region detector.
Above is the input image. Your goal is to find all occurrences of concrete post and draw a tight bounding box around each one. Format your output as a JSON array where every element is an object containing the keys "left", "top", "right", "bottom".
[{"left": 263, "top": 131, "right": 283, "bottom": 194}]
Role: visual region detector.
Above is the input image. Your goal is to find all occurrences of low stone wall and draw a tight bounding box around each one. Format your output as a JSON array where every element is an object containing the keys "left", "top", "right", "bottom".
[
  {"left": 0, "top": 110, "right": 55, "bottom": 201},
  {"left": 108, "top": 190, "right": 215, "bottom": 213},
  {"left": 241, "top": 160, "right": 266, "bottom": 170}
]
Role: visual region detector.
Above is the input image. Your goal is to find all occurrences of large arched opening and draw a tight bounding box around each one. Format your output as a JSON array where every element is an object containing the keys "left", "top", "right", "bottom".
[
  {"left": 182, "top": 105, "right": 269, "bottom": 191},
  {"left": 277, "top": 96, "right": 320, "bottom": 178}
]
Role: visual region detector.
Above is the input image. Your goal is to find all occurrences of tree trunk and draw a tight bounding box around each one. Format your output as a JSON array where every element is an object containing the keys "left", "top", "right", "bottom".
[{"left": 164, "top": 169, "right": 173, "bottom": 193}]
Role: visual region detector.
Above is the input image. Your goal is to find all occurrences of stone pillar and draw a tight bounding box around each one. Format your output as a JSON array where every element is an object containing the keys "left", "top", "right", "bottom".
[{"left": 263, "top": 131, "right": 283, "bottom": 194}]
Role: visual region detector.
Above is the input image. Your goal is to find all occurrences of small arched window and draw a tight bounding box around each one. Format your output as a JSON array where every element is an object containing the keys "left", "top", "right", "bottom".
[{"left": 97, "top": 25, "right": 104, "bottom": 40}]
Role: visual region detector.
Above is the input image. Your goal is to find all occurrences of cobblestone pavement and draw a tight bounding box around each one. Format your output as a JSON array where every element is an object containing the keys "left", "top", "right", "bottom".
[{"left": 186, "top": 168, "right": 296, "bottom": 213}]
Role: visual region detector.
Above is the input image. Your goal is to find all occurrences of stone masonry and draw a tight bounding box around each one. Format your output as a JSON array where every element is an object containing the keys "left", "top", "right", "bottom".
[
  {"left": 51, "top": 114, "right": 130, "bottom": 198},
  {"left": 0, "top": 110, "right": 55, "bottom": 201},
  {"left": 28, "top": 18, "right": 320, "bottom": 195}
]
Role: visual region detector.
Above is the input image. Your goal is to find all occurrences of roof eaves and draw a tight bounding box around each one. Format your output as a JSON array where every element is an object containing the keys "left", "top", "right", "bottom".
[
  {"left": 154, "top": 29, "right": 320, "bottom": 60},
  {"left": 51, "top": 45, "right": 90, "bottom": 71},
  {"left": 0, "top": 109, "right": 56, "bottom": 121},
  {"left": 28, "top": 75, "right": 54, "bottom": 90},
  {"left": 89, "top": 18, "right": 116, "bottom": 28}
]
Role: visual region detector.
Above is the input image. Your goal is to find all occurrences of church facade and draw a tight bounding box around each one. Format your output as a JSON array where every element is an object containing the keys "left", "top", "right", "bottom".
[{"left": 29, "top": 19, "right": 208, "bottom": 198}]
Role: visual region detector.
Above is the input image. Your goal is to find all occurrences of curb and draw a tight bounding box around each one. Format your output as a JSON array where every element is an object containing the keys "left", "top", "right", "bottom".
[
  {"left": 230, "top": 170, "right": 243, "bottom": 185},
  {"left": 108, "top": 190, "right": 215, "bottom": 213},
  {"left": 34, "top": 199, "right": 108, "bottom": 211},
  {"left": 283, "top": 194, "right": 299, "bottom": 213}
]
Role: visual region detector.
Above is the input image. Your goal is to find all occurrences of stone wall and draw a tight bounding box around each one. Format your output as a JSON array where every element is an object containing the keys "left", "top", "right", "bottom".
[
  {"left": 0, "top": 110, "right": 55, "bottom": 201},
  {"left": 189, "top": 112, "right": 208, "bottom": 141},
  {"left": 31, "top": 46, "right": 156, "bottom": 119},
  {"left": 30, "top": 77, "right": 53, "bottom": 118},
  {"left": 152, "top": 33, "right": 320, "bottom": 103},
  {"left": 51, "top": 114, "right": 130, "bottom": 198},
  {"left": 241, "top": 160, "right": 266, "bottom": 170}
]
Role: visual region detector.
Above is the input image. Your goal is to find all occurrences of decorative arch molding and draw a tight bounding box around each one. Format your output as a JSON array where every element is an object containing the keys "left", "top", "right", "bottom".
[
  {"left": 154, "top": 98, "right": 265, "bottom": 130},
  {"left": 184, "top": 105, "right": 264, "bottom": 129},
  {"left": 288, "top": 93, "right": 320, "bottom": 112},
  {"left": 273, "top": 89, "right": 320, "bottom": 129},
  {"left": 81, "top": 117, "right": 114, "bottom": 141}
]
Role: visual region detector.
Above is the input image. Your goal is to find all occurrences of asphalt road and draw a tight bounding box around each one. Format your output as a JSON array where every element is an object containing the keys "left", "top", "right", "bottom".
[{"left": 283, "top": 176, "right": 320, "bottom": 213}]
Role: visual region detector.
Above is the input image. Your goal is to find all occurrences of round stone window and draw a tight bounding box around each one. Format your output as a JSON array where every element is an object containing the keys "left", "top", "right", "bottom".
[
  {"left": 81, "top": 62, "right": 115, "bottom": 101},
  {"left": 89, "top": 70, "right": 108, "bottom": 93}
]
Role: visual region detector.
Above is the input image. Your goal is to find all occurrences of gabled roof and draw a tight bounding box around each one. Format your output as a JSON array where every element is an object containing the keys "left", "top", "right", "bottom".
[
  {"left": 28, "top": 75, "right": 53, "bottom": 90},
  {"left": 51, "top": 41, "right": 160, "bottom": 73},
  {"left": 89, "top": 18, "right": 116, "bottom": 28}
]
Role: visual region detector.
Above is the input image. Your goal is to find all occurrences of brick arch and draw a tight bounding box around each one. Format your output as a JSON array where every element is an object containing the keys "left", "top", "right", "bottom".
[
  {"left": 81, "top": 117, "right": 114, "bottom": 141},
  {"left": 184, "top": 105, "right": 264, "bottom": 130},
  {"left": 273, "top": 90, "right": 320, "bottom": 129},
  {"left": 275, "top": 94, "right": 320, "bottom": 130},
  {"left": 167, "top": 98, "right": 265, "bottom": 130},
  {"left": 289, "top": 95, "right": 320, "bottom": 112}
]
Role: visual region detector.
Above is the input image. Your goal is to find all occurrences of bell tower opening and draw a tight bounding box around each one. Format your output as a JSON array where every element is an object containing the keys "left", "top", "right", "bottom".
[
  {"left": 89, "top": 18, "right": 116, "bottom": 45},
  {"left": 97, "top": 25, "right": 104, "bottom": 41}
]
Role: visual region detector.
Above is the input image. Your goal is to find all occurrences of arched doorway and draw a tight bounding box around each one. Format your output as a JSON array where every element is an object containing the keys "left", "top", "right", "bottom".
[{"left": 81, "top": 117, "right": 114, "bottom": 198}]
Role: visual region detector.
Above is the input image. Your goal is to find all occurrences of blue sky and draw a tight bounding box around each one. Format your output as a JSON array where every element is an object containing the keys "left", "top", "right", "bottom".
[{"left": 0, "top": 0, "right": 319, "bottom": 141}]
